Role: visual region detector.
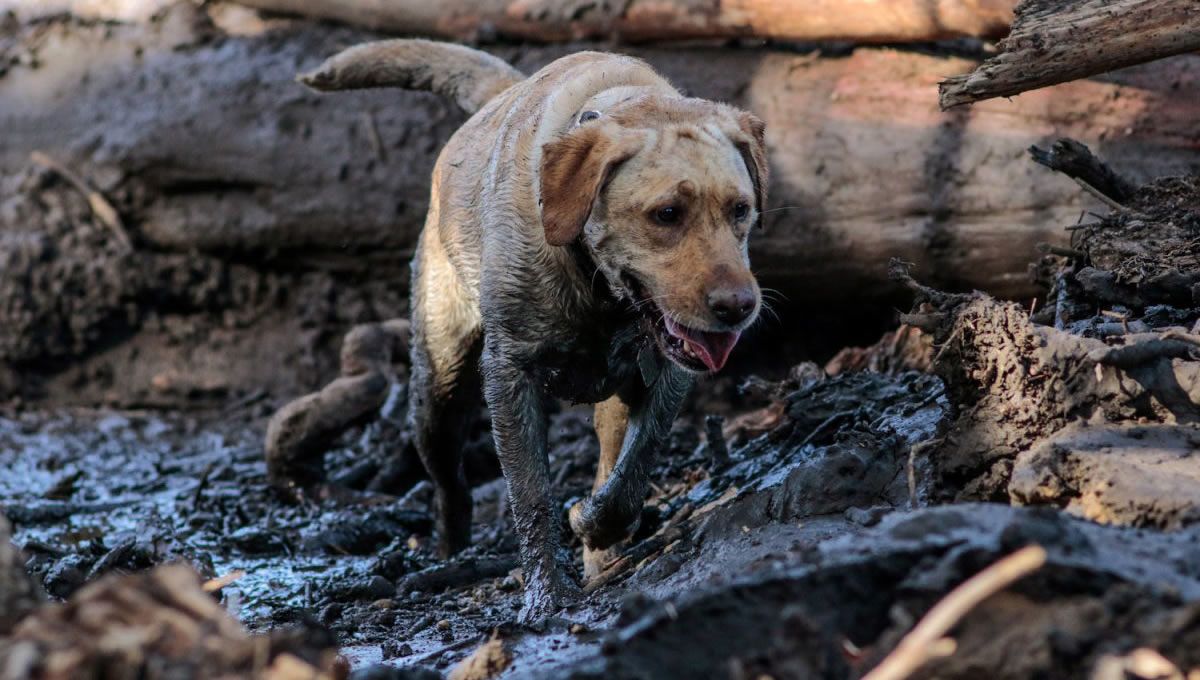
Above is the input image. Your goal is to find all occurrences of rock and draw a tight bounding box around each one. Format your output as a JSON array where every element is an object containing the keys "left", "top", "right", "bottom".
[
  {"left": 42, "top": 555, "right": 87, "bottom": 599},
  {"left": 448, "top": 638, "right": 512, "bottom": 680},
  {"left": 844, "top": 505, "right": 893, "bottom": 527},
  {"left": 1010, "top": 422, "right": 1200, "bottom": 529},
  {"left": 229, "top": 526, "right": 289, "bottom": 556},
  {"left": 328, "top": 574, "right": 396, "bottom": 603},
  {"left": 302, "top": 507, "right": 432, "bottom": 556}
]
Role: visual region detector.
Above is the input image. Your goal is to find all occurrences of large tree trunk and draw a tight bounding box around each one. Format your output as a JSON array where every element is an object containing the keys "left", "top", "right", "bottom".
[
  {"left": 3, "top": 7, "right": 1198, "bottom": 302},
  {"left": 940, "top": 0, "right": 1200, "bottom": 108},
  {"left": 231, "top": 0, "right": 1018, "bottom": 44},
  {"left": 2, "top": 6, "right": 1199, "bottom": 404}
]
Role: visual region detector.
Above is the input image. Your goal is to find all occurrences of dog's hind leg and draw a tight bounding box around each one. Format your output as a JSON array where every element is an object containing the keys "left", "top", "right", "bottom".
[{"left": 408, "top": 227, "right": 483, "bottom": 558}]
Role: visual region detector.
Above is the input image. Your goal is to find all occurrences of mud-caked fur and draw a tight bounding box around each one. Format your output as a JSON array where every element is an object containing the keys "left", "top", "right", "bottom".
[{"left": 303, "top": 41, "right": 767, "bottom": 621}]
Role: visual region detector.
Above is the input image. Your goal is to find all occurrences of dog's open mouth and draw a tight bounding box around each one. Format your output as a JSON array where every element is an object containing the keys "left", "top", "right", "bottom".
[{"left": 622, "top": 271, "right": 740, "bottom": 373}]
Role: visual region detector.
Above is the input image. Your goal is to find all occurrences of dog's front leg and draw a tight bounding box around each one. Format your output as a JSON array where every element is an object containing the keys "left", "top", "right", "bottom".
[
  {"left": 570, "top": 362, "right": 693, "bottom": 575},
  {"left": 481, "top": 343, "right": 580, "bottom": 622}
]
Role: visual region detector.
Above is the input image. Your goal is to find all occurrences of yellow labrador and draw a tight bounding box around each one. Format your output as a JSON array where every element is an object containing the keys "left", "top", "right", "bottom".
[{"left": 302, "top": 40, "right": 765, "bottom": 621}]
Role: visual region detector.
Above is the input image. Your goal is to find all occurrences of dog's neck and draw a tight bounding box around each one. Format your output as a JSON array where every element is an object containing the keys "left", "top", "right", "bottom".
[{"left": 567, "top": 238, "right": 614, "bottom": 306}]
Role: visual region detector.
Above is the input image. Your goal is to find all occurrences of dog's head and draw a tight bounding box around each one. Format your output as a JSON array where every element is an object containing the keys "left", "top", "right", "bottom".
[{"left": 540, "top": 96, "right": 766, "bottom": 374}]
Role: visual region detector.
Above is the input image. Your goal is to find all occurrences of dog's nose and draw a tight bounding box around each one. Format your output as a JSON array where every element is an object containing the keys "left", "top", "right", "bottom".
[{"left": 707, "top": 286, "right": 757, "bottom": 326}]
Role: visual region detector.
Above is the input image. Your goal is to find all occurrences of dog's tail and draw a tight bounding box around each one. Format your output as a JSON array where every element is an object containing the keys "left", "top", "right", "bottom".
[{"left": 298, "top": 39, "right": 525, "bottom": 115}]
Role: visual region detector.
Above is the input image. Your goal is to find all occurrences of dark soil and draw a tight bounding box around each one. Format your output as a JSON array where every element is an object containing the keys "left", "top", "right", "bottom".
[{"left": 2, "top": 5, "right": 1200, "bottom": 679}]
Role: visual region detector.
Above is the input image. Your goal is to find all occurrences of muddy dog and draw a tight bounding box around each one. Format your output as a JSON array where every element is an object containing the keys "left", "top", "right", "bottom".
[{"left": 301, "top": 40, "right": 765, "bottom": 620}]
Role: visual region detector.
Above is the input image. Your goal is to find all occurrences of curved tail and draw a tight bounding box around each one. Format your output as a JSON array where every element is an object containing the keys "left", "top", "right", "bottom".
[{"left": 298, "top": 39, "right": 525, "bottom": 115}]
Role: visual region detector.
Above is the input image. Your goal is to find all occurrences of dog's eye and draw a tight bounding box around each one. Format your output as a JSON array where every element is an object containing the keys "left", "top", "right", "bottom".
[
  {"left": 653, "top": 205, "right": 683, "bottom": 226},
  {"left": 733, "top": 201, "right": 751, "bottom": 222},
  {"left": 578, "top": 110, "right": 601, "bottom": 124}
]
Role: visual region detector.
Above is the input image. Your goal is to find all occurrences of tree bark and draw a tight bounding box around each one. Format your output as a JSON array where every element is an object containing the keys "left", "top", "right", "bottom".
[
  {"left": 939, "top": 0, "right": 1200, "bottom": 109},
  {"left": 2, "top": 8, "right": 1199, "bottom": 306},
  {"left": 233, "top": 0, "right": 1018, "bottom": 44}
]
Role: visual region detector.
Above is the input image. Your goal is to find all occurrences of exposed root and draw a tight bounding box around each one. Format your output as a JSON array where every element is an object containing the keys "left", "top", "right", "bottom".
[{"left": 862, "top": 545, "right": 1047, "bottom": 680}]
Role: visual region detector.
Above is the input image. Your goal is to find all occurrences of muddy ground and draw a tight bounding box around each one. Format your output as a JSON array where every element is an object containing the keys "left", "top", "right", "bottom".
[{"left": 3, "top": 6, "right": 1200, "bottom": 680}]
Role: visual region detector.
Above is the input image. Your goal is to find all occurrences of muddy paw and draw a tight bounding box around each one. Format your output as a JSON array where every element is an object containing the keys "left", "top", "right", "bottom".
[
  {"left": 568, "top": 498, "right": 639, "bottom": 552},
  {"left": 518, "top": 566, "right": 581, "bottom": 624},
  {"left": 582, "top": 545, "right": 620, "bottom": 581}
]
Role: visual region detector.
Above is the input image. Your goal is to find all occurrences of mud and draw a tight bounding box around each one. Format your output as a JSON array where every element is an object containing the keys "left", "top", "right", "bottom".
[
  {"left": 7, "top": 348, "right": 1200, "bottom": 679},
  {"left": 0, "top": 362, "right": 943, "bottom": 673},
  {"left": 3, "top": 5, "right": 1200, "bottom": 680}
]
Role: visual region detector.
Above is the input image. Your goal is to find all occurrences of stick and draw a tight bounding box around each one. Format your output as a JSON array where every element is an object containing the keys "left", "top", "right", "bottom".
[
  {"left": 583, "top": 503, "right": 699, "bottom": 594},
  {"left": 30, "top": 151, "right": 133, "bottom": 251},
  {"left": 1028, "top": 139, "right": 1136, "bottom": 205},
  {"left": 202, "top": 570, "right": 246, "bottom": 593},
  {"left": 1089, "top": 340, "right": 1198, "bottom": 368},
  {"left": 398, "top": 556, "right": 518, "bottom": 594},
  {"left": 406, "top": 635, "right": 483, "bottom": 666},
  {"left": 1073, "top": 178, "right": 1128, "bottom": 214},
  {"left": 940, "top": 0, "right": 1200, "bottom": 108},
  {"left": 861, "top": 545, "right": 1047, "bottom": 680}
]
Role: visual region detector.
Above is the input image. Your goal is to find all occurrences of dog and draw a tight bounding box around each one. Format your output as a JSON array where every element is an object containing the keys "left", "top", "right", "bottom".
[{"left": 301, "top": 40, "right": 766, "bottom": 621}]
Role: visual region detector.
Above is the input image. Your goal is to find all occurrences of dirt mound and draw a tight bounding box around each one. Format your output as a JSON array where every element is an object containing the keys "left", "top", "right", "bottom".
[
  {"left": 546, "top": 504, "right": 1200, "bottom": 680},
  {"left": 900, "top": 158, "right": 1200, "bottom": 524}
]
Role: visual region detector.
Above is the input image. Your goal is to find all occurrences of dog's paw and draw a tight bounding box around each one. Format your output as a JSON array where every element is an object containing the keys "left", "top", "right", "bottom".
[
  {"left": 582, "top": 544, "right": 620, "bottom": 581},
  {"left": 517, "top": 566, "right": 581, "bottom": 624},
  {"left": 568, "top": 498, "right": 639, "bottom": 551}
]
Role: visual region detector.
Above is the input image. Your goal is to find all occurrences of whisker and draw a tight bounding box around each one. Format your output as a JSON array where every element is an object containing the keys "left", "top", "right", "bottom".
[
  {"left": 758, "top": 300, "right": 781, "bottom": 325},
  {"left": 760, "top": 287, "right": 790, "bottom": 302}
]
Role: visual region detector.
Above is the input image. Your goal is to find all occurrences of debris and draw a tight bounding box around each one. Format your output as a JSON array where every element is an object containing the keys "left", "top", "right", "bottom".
[
  {"left": 447, "top": 637, "right": 511, "bottom": 680},
  {"left": 29, "top": 151, "right": 133, "bottom": 252},
  {"left": 860, "top": 545, "right": 1047, "bottom": 680},
  {"left": 0, "top": 563, "right": 342, "bottom": 679}
]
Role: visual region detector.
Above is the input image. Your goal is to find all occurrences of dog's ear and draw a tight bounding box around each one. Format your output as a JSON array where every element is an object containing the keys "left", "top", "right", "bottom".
[
  {"left": 732, "top": 112, "right": 768, "bottom": 229},
  {"left": 540, "top": 125, "right": 645, "bottom": 246}
]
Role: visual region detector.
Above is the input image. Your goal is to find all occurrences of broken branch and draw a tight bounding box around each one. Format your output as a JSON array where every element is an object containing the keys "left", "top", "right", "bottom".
[
  {"left": 861, "top": 545, "right": 1047, "bottom": 680},
  {"left": 1030, "top": 139, "right": 1137, "bottom": 212},
  {"left": 940, "top": 0, "right": 1200, "bottom": 108},
  {"left": 30, "top": 151, "right": 133, "bottom": 251}
]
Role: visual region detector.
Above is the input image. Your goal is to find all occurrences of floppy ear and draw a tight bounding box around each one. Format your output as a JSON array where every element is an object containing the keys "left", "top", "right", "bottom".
[
  {"left": 733, "top": 112, "right": 768, "bottom": 229},
  {"left": 539, "top": 125, "right": 645, "bottom": 246}
]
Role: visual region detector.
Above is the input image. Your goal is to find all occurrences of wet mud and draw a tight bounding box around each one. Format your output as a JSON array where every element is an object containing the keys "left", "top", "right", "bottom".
[{"left": 2, "top": 6, "right": 1200, "bottom": 679}]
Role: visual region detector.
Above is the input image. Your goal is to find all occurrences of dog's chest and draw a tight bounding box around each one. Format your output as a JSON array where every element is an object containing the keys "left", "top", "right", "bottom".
[{"left": 536, "top": 323, "right": 646, "bottom": 404}]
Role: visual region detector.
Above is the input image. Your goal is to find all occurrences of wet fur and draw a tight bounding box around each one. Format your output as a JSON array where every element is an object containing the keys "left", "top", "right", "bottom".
[{"left": 304, "top": 42, "right": 767, "bottom": 620}]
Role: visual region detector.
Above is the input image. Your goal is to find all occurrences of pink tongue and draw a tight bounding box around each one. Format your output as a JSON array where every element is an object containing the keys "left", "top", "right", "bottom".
[{"left": 665, "top": 318, "right": 741, "bottom": 372}]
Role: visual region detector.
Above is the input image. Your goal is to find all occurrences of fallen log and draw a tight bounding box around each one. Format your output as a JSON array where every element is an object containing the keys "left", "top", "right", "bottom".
[
  {"left": 3, "top": 10, "right": 1198, "bottom": 306},
  {"left": 3, "top": 10, "right": 1200, "bottom": 406},
  {"left": 232, "top": 0, "right": 1017, "bottom": 44},
  {"left": 940, "top": 0, "right": 1200, "bottom": 108}
]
